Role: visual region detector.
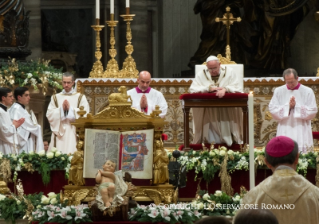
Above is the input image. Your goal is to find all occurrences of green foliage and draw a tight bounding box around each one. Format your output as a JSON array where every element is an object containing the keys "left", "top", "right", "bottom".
[
  {"left": 0, "top": 196, "right": 26, "bottom": 224},
  {"left": 173, "top": 146, "right": 319, "bottom": 182},
  {"left": 0, "top": 58, "right": 63, "bottom": 90},
  {"left": 195, "top": 190, "right": 242, "bottom": 217},
  {"left": 0, "top": 151, "right": 70, "bottom": 186}
]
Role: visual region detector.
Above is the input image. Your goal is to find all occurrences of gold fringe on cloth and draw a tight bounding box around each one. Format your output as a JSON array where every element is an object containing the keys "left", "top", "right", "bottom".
[
  {"left": 218, "top": 153, "right": 234, "bottom": 196},
  {"left": 0, "top": 159, "right": 12, "bottom": 183}
]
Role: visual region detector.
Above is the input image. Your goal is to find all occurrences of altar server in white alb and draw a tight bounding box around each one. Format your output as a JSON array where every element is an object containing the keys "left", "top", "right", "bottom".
[
  {"left": 0, "top": 87, "right": 25, "bottom": 154},
  {"left": 269, "top": 68, "right": 317, "bottom": 152},
  {"left": 9, "top": 87, "right": 44, "bottom": 153},
  {"left": 46, "top": 72, "right": 90, "bottom": 154},
  {"left": 189, "top": 55, "right": 243, "bottom": 146},
  {"left": 127, "top": 71, "right": 168, "bottom": 118}
]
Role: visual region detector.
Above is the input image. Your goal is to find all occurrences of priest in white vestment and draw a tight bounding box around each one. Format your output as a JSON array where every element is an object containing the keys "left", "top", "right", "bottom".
[
  {"left": 240, "top": 136, "right": 319, "bottom": 224},
  {"left": 127, "top": 71, "right": 167, "bottom": 118},
  {"left": 189, "top": 56, "right": 243, "bottom": 146},
  {"left": 46, "top": 72, "right": 90, "bottom": 154},
  {"left": 269, "top": 68, "right": 317, "bottom": 152},
  {"left": 0, "top": 88, "right": 25, "bottom": 154},
  {"left": 9, "top": 87, "right": 44, "bottom": 153}
]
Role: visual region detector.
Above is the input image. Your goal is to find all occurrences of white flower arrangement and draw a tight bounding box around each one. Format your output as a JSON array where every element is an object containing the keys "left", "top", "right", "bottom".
[
  {"left": 129, "top": 203, "right": 201, "bottom": 224},
  {"left": 193, "top": 190, "right": 243, "bottom": 217},
  {"left": 32, "top": 204, "right": 92, "bottom": 224}
]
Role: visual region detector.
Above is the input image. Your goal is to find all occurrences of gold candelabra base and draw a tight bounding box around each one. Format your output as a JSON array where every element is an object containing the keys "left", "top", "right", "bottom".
[
  {"left": 104, "top": 20, "right": 120, "bottom": 78},
  {"left": 120, "top": 14, "right": 139, "bottom": 78},
  {"left": 89, "top": 24, "right": 105, "bottom": 78}
]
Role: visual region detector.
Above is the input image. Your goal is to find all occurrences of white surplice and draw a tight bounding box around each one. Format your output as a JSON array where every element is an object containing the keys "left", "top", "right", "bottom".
[
  {"left": 0, "top": 106, "right": 17, "bottom": 154},
  {"left": 189, "top": 65, "right": 243, "bottom": 146},
  {"left": 269, "top": 84, "right": 317, "bottom": 152},
  {"left": 8, "top": 103, "right": 43, "bottom": 153},
  {"left": 46, "top": 89, "right": 89, "bottom": 154},
  {"left": 127, "top": 88, "right": 168, "bottom": 118}
]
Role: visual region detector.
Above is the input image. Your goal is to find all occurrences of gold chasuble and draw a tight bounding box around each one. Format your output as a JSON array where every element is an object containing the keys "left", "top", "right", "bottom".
[{"left": 241, "top": 168, "right": 319, "bottom": 224}]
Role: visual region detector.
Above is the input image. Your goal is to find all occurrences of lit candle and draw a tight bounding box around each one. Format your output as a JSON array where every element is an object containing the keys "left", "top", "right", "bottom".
[
  {"left": 248, "top": 91, "right": 255, "bottom": 189},
  {"left": 110, "top": 0, "right": 114, "bottom": 14},
  {"left": 96, "top": 0, "right": 100, "bottom": 19}
]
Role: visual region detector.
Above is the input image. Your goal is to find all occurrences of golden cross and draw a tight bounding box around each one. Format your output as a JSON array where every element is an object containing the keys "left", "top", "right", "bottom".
[
  {"left": 215, "top": 6, "right": 241, "bottom": 60},
  {"left": 280, "top": 189, "right": 293, "bottom": 200}
]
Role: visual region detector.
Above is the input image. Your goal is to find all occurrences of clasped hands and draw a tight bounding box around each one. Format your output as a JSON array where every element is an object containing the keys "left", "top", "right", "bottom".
[
  {"left": 12, "top": 118, "right": 25, "bottom": 128},
  {"left": 289, "top": 96, "right": 296, "bottom": 110},
  {"left": 209, "top": 86, "right": 226, "bottom": 98},
  {"left": 140, "top": 94, "right": 148, "bottom": 110},
  {"left": 63, "top": 99, "right": 70, "bottom": 112}
]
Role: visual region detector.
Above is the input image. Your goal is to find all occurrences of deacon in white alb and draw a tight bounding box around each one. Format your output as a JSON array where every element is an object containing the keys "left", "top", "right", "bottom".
[
  {"left": 46, "top": 72, "right": 90, "bottom": 154},
  {"left": 269, "top": 68, "right": 317, "bottom": 152},
  {"left": 127, "top": 71, "right": 168, "bottom": 118},
  {"left": 0, "top": 87, "right": 25, "bottom": 154},
  {"left": 9, "top": 87, "right": 44, "bottom": 153},
  {"left": 189, "top": 55, "right": 243, "bottom": 146}
]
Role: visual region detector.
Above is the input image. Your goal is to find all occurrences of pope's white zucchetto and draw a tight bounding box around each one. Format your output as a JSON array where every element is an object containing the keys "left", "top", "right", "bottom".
[{"left": 206, "top": 55, "right": 219, "bottom": 63}]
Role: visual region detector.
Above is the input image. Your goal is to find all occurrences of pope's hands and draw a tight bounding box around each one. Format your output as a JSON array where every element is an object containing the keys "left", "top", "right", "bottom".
[
  {"left": 140, "top": 95, "right": 148, "bottom": 109},
  {"left": 209, "top": 87, "right": 226, "bottom": 98}
]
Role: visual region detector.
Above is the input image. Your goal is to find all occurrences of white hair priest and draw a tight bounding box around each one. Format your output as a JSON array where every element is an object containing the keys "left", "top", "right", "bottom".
[{"left": 189, "top": 55, "right": 243, "bottom": 146}]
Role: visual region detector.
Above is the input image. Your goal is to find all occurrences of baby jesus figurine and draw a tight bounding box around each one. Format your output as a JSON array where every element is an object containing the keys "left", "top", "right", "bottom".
[{"left": 96, "top": 160, "right": 116, "bottom": 207}]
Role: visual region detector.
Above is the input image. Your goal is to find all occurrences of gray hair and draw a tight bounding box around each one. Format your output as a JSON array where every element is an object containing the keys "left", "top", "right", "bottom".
[
  {"left": 63, "top": 72, "right": 75, "bottom": 81},
  {"left": 283, "top": 68, "right": 298, "bottom": 79}
]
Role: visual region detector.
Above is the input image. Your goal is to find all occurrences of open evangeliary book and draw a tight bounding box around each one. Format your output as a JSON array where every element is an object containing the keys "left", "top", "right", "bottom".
[{"left": 83, "top": 128, "right": 154, "bottom": 179}]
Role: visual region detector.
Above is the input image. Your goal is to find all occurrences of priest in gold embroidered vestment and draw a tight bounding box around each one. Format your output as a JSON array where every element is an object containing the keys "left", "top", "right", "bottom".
[
  {"left": 46, "top": 72, "right": 89, "bottom": 154},
  {"left": 240, "top": 136, "right": 319, "bottom": 224}
]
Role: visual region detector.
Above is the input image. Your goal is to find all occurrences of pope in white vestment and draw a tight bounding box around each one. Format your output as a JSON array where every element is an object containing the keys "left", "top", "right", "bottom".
[
  {"left": 189, "top": 56, "right": 243, "bottom": 146},
  {"left": 0, "top": 104, "right": 17, "bottom": 154},
  {"left": 9, "top": 103, "right": 43, "bottom": 153},
  {"left": 46, "top": 88, "right": 89, "bottom": 154},
  {"left": 269, "top": 70, "right": 317, "bottom": 152}
]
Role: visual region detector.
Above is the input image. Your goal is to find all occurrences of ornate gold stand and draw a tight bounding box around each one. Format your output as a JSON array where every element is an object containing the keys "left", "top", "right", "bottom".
[
  {"left": 104, "top": 15, "right": 120, "bottom": 78},
  {"left": 89, "top": 21, "right": 105, "bottom": 78},
  {"left": 119, "top": 14, "right": 139, "bottom": 78}
]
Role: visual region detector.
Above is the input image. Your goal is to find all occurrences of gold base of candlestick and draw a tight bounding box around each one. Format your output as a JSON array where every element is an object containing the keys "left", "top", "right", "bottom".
[
  {"left": 89, "top": 25, "right": 105, "bottom": 78},
  {"left": 104, "top": 20, "right": 120, "bottom": 78},
  {"left": 120, "top": 14, "right": 139, "bottom": 78}
]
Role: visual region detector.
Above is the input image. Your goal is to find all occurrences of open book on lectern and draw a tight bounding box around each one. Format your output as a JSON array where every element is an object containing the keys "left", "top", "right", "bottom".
[{"left": 83, "top": 128, "right": 154, "bottom": 179}]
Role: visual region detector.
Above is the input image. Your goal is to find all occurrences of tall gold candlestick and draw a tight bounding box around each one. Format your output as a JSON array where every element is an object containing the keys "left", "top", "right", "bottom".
[
  {"left": 119, "top": 14, "right": 138, "bottom": 78},
  {"left": 89, "top": 22, "right": 105, "bottom": 78},
  {"left": 104, "top": 18, "right": 120, "bottom": 78}
]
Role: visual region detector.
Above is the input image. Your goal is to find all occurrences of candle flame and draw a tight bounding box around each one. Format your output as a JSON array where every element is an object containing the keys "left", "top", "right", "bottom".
[{"left": 249, "top": 91, "right": 253, "bottom": 95}]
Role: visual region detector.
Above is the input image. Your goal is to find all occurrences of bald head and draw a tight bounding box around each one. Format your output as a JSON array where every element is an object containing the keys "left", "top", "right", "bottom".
[{"left": 137, "top": 71, "right": 152, "bottom": 91}]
